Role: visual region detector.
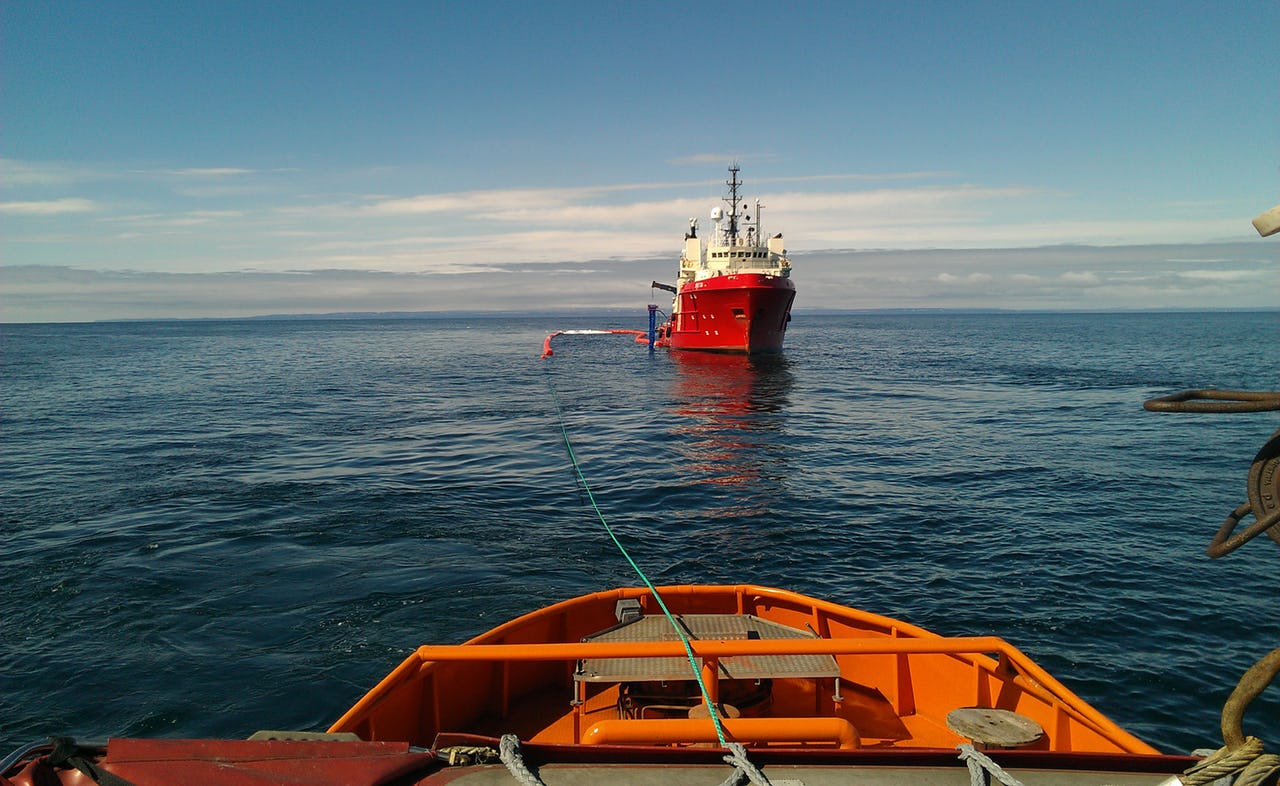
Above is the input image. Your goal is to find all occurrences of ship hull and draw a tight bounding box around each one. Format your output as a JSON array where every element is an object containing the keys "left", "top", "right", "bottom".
[
  {"left": 5, "top": 585, "right": 1196, "bottom": 785},
  {"left": 664, "top": 273, "right": 795, "bottom": 354}
]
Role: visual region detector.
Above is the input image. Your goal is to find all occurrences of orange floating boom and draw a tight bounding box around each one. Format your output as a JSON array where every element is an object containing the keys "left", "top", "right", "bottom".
[{"left": 541, "top": 329, "right": 647, "bottom": 358}]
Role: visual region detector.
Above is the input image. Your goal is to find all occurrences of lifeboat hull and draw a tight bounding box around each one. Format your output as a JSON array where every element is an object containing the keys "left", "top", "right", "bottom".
[
  {"left": 329, "top": 584, "right": 1161, "bottom": 757},
  {"left": 5, "top": 585, "right": 1201, "bottom": 785},
  {"left": 665, "top": 273, "right": 795, "bottom": 354}
]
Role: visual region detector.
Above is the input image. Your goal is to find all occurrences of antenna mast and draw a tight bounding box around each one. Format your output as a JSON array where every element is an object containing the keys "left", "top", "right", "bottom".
[{"left": 724, "top": 164, "right": 741, "bottom": 244}]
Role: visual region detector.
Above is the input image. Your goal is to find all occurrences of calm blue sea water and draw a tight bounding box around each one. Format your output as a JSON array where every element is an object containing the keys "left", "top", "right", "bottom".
[{"left": 2, "top": 312, "right": 1277, "bottom": 755}]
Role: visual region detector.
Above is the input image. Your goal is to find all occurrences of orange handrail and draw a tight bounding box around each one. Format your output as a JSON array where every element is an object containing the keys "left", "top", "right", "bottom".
[
  {"left": 413, "top": 635, "right": 1011, "bottom": 662},
  {"left": 581, "top": 717, "right": 861, "bottom": 749}
]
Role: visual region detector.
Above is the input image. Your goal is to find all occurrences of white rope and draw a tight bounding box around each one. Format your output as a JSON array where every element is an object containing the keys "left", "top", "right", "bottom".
[
  {"left": 719, "top": 742, "right": 773, "bottom": 786},
  {"left": 957, "top": 743, "right": 1026, "bottom": 786},
  {"left": 499, "top": 735, "right": 548, "bottom": 786}
]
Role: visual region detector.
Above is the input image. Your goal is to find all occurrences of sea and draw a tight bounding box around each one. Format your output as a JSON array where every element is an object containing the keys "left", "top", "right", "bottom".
[{"left": 2, "top": 311, "right": 1277, "bottom": 756}]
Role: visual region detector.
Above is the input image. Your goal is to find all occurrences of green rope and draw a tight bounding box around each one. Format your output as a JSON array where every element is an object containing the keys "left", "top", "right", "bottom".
[{"left": 543, "top": 371, "right": 730, "bottom": 749}]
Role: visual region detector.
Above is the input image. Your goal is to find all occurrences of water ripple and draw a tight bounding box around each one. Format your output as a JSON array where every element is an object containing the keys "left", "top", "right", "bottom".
[{"left": 2, "top": 313, "right": 1276, "bottom": 754}]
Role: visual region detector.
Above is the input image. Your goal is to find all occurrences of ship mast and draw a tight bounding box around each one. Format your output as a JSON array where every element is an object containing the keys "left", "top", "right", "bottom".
[{"left": 724, "top": 164, "right": 742, "bottom": 244}]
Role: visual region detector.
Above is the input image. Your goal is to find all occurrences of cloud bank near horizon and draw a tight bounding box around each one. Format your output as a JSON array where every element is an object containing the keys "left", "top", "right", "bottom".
[
  {"left": 2, "top": 241, "right": 1273, "bottom": 323},
  {"left": 4, "top": 159, "right": 1264, "bottom": 271},
  {"left": 4, "top": 158, "right": 1275, "bottom": 322}
]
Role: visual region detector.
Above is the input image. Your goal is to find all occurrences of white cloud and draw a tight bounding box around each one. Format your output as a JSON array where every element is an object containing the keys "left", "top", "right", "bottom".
[
  {"left": 0, "top": 159, "right": 97, "bottom": 187},
  {"left": 306, "top": 228, "right": 674, "bottom": 271},
  {"left": 100, "top": 210, "right": 247, "bottom": 228},
  {"left": 5, "top": 242, "right": 1273, "bottom": 323},
  {"left": 350, "top": 182, "right": 1056, "bottom": 260},
  {"left": 935, "top": 271, "right": 995, "bottom": 285},
  {"left": 3, "top": 163, "right": 1273, "bottom": 313},
  {"left": 362, "top": 188, "right": 583, "bottom": 215},
  {"left": 161, "top": 168, "right": 255, "bottom": 176},
  {"left": 1059, "top": 271, "right": 1100, "bottom": 285},
  {"left": 1176, "top": 268, "right": 1269, "bottom": 281},
  {"left": 668, "top": 153, "right": 772, "bottom": 166},
  {"left": 0, "top": 198, "right": 98, "bottom": 215}
]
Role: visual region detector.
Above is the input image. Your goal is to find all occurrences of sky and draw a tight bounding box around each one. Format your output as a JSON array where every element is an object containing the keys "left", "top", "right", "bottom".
[{"left": 2, "top": 1, "right": 1277, "bottom": 322}]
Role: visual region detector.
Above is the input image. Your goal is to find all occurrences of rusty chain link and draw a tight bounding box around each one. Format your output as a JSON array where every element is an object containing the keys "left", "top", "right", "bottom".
[
  {"left": 1143, "top": 389, "right": 1280, "bottom": 414},
  {"left": 1143, "top": 389, "right": 1280, "bottom": 557},
  {"left": 1147, "top": 388, "right": 1279, "bottom": 784}
]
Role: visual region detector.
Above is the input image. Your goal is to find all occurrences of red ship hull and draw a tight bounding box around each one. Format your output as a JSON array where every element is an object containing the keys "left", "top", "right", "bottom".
[{"left": 661, "top": 273, "right": 795, "bottom": 354}]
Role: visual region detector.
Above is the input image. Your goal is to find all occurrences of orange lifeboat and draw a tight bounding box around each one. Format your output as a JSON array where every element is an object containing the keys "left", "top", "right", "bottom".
[
  {"left": 331, "top": 584, "right": 1157, "bottom": 755},
  {"left": 4, "top": 584, "right": 1204, "bottom": 785}
]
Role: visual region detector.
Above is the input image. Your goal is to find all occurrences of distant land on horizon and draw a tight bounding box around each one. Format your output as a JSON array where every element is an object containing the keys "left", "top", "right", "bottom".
[{"left": 6, "top": 305, "right": 1275, "bottom": 326}]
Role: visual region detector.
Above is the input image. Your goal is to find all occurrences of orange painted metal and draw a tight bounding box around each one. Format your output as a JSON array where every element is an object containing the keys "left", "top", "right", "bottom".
[
  {"left": 581, "top": 717, "right": 861, "bottom": 749},
  {"left": 329, "top": 584, "right": 1159, "bottom": 756},
  {"left": 410, "top": 634, "right": 1027, "bottom": 661}
]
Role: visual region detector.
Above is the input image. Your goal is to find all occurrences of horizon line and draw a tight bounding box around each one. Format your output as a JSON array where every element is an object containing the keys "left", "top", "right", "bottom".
[{"left": 4, "top": 305, "right": 1277, "bottom": 327}]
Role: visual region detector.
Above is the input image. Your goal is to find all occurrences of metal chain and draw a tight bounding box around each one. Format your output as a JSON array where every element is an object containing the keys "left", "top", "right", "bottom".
[
  {"left": 1143, "top": 389, "right": 1280, "bottom": 414},
  {"left": 1144, "top": 389, "right": 1280, "bottom": 785},
  {"left": 1181, "top": 649, "right": 1280, "bottom": 786},
  {"left": 1143, "top": 389, "right": 1280, "bottom": 557},
  {"left": 438, "top": 744, "right": 501, "bottom": 766}
]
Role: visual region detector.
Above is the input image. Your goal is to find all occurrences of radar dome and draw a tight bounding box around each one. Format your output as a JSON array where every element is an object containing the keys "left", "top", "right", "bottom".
[{"left": 710, "top": 206, "right": 724, "bottom": 221}]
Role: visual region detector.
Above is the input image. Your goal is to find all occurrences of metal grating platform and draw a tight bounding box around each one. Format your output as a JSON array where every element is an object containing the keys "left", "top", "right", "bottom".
[{"left": 575, "top": 614, "right": 840, "bottom": 683}]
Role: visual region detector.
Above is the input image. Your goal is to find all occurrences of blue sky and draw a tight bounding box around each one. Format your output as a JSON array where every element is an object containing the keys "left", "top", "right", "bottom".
[{"left": 3, "top": 1, "right": 1277, "bottom": 322}]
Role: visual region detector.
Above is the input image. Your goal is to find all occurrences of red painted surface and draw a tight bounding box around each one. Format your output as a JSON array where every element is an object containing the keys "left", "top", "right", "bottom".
[
  {"left": 662, "top": 273, "right": 795, "bottom": 354},
  {"left": 5, "top": 739, "right": 436, "bottom": 786}
]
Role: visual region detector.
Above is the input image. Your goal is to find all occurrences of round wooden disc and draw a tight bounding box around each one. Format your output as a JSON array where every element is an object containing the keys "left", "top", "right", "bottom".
[{"left": 946, "top": 707, "right": 1044, "bottom": 747}]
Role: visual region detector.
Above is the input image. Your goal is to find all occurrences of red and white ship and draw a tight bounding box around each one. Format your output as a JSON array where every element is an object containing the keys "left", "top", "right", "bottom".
[{"left": 653, "top": 166, "right": 795, "bottom": 353}]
